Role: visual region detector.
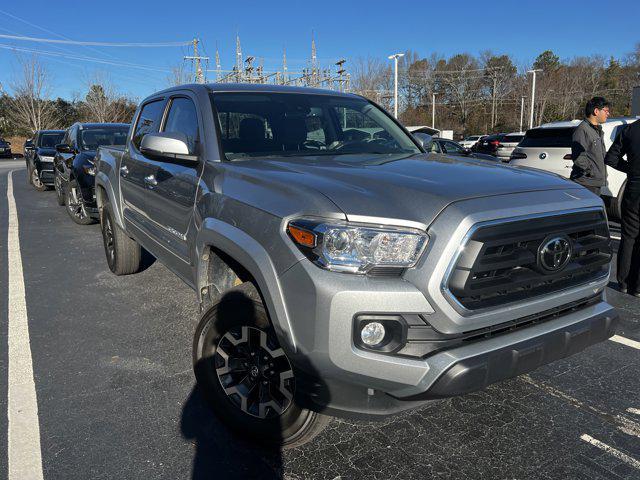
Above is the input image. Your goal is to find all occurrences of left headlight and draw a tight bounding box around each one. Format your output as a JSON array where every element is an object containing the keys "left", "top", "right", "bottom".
[{"left": 287, "top": 218, "right": 428, "bottom": 274}]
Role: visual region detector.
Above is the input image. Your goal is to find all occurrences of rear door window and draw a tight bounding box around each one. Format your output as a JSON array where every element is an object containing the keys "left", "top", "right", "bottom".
[
  {"left": 132, "top": 99, "right": 166, "bottom": 150},
  {"left": 519, "top": 128, "right": 575, "bottom": 148}
]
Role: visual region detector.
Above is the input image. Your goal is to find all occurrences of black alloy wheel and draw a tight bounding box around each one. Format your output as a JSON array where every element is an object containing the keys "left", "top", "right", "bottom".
[
  {"left": 102, "top": 209, "right": 116, "bottom": 269},
  {"left": 215, "top": 325, "right": 295, "bottom": 419},
  {"left": 65, "top": 179, "right": 94, "bottom": 225}
]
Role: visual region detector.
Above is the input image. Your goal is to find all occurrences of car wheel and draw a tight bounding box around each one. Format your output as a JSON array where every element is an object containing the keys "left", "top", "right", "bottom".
[
  {"left": 193, "top": 282, "right": 331, "bottom": 449},
  {"left": 30, "top": 167, "right": 47, "bottom": 192},
  {"left": 100, "top": 202, "right": 142, "bottom": 275},
  {"left": 54, "top": 171, "right": 65, "bottom": 206},
  {"left": 65, "top": 178, "right": 94, "bottom": 225}
]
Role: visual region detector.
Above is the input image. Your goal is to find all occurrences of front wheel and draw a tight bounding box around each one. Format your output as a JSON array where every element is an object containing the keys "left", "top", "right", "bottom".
[
  {"left": 193, "top": 283, "right": 331, "bottom": 449},
  {"left": 65, "top": 178, "right": 94, "bottom": 225},
  {"left": 54, "top": 171, "right": 65, "bottom": 206},
  {"left": 30, "top": 167, "right": 47, "bottom": 192},
  {"left": 100, "top": 202, "right": 142, "bottom": 275}
]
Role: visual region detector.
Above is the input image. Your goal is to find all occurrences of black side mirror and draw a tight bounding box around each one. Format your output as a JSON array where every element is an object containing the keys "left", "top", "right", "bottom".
[
  {"left": 56, "top": 143, "right": 74, "bottom": 154},
  {"left": 25, "top": 140, "right": 34, "bottom": 149}
]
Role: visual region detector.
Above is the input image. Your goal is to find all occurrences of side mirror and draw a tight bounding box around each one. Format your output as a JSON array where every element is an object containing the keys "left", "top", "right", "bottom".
[
  {"left": 25, "top": 140, "right": 34, "bottom": 149},
  {"left": 412, "top": 132, "right": 433, "bottom": 150},
  {"left": 140, "top": 132, "right": 198, "bottom": 162},
  {"left": 56, "top": 143, "right": 74, "bottom": 154},
  {"left": 6, "top": 141, "right": 11, "bottom": 145}
]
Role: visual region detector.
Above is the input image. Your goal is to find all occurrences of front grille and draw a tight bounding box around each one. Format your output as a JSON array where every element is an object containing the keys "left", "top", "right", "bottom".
[{"left": 446, "top": 209, "right": 611, "bottom": 310}]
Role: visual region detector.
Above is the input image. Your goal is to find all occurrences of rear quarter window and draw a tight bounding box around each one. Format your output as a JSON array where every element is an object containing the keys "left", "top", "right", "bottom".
[{"left": 519, "top": 127, "right": 575, "bottom": 148}]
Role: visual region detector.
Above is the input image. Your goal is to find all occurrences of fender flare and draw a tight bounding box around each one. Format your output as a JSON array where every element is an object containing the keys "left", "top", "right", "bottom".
[
  {"left": 195, "top": 218, "right": 297, "bottom": 352},
  {"left": 95, "top": 172, "right": 125, "bottom": 229}
]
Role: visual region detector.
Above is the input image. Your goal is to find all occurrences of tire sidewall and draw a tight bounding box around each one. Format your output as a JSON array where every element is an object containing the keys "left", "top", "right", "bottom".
[{"left": 101, "top": 203, "right": 118, "bottom": 273}]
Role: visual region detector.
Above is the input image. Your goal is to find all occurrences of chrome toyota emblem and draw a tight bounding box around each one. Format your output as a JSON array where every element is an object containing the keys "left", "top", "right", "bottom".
[
  {"left": 539, "top": 152, "right": 547, "bottom": 159},
  {"left": 539, "top": 236, "right": 572, "bottom": 272}
]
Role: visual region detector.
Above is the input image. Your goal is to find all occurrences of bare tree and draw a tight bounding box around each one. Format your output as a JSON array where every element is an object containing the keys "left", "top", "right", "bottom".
[
  {"left": 351, "top": 57, "right": 393, "bottom": 110},
  {"left": 7, "top": 55, "right": 58, "bottom": 134},
  {"left": 437, "top": 54, "right": 484, "bottom": 134},
  {"left": 81, "top": 72, "right": 134, "bottom": 123},
  {"left": 167, "top": 62, "right": 192, "bottom": 87}
]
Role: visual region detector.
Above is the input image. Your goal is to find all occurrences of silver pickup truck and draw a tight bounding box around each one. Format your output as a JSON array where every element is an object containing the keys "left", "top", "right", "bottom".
[{"left": 95, "top": 83, "right": 617, "bottom": 448}]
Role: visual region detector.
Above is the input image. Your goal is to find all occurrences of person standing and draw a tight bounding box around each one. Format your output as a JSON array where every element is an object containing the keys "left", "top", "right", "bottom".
[
  {"left": 605, "top": 119, "right": 640, "bottom": 294},
  {"left": 570, "top": 97, "right": 611, "bottom": 195}
]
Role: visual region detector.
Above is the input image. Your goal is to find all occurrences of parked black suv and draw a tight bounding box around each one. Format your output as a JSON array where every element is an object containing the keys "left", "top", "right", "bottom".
[
  {"left": 472, "top": 133, "right": 507, "bottom": 156},
  {"left": 0, "top": 137, "right": 12, "bottom": 158},
  {"left": 54, "top": 123, "right": 129, "bottom": 224},
  {"left": 25, "top": 130, "right": 65, "bottom": 191}
]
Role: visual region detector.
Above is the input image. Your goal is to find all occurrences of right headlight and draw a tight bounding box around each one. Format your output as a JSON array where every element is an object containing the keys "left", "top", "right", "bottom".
[{"left": 287, "top": 218, "right": 428, "bottom": 274}]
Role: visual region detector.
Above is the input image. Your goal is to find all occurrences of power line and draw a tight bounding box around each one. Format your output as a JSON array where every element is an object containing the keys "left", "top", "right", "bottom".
[{"left": 0, "top": 33, "right": 192, "bottom": 47}]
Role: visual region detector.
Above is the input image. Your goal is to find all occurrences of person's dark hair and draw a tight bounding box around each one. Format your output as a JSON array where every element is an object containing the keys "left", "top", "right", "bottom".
[{"left": 585, "top": 97, "right": 610, "bottom": 117}]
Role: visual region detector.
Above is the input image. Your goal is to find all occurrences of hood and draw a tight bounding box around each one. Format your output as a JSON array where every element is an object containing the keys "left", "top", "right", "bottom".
[
  {"left": 228, "top": 153, "right": 580, "bottom": 226},
  {"left": 36, "top": 147, "right": 57, "bottom": 157}
]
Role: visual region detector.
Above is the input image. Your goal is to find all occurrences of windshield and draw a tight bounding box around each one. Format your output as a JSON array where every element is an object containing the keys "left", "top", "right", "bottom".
[
  {"left": 39, "top": 132, "right": 64, "bottom": 148},
  {"left": 80, "top": 127, "right": 129, "bottom": 151},
  {"left": 503, "top": 134, "right": 524, "bottom": 143},
  {"left": 211, "top": 92, "right": 421, "bottom": 160},
  {"left": 519, "top": 127, "right": 575, "bottom": 148},
  {"left": 464, "top": 136, "right": 480, "bottom": 141}
]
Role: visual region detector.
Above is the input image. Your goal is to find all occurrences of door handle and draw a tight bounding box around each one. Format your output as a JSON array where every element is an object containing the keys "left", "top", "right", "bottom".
[
  {"left": 144, "top": 174, "right": 158, "bottom": 187},
  {"left": 120, "top": 165, "right": 129, "bottom": 177}
]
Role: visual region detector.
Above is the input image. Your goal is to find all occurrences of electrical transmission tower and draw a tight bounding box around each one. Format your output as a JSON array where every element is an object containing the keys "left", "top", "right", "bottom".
[{"left": 184, "top": 38, "right": 209, "bottom": 84}]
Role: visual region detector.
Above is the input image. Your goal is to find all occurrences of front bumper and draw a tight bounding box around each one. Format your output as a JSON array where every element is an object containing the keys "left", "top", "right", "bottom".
[{"left": 37, "top": 162, "right": 55, "bottom": 185}]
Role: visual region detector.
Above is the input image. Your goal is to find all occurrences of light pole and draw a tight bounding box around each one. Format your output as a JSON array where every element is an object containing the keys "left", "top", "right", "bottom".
[
  {"left": 527, "top": 69, "right": 542, "bottom": 129},
  {"left": 388, "top": 53, "right": 404, "bottom": 118},
  {"left": 519, "top": 96, "right": 525, "bottom": 132},
  {"left": 432, "top": 92, "right": 436, "bottom": 129}
]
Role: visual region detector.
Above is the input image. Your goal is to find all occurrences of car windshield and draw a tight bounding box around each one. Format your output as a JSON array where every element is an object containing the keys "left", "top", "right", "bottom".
[
  {"left": 519, "top": 127, "right": 575, "bottom": 148},
  {"left": 80, "top": 127, "right": 129, "bottom": 151},
  {"left": 211, "top": 92, "right": 421, "bottom": 160},
  {"left": 465, "top": 136, "right": 480, "bottom": 141},
  {"left": 503, "top": 135, "right": 524, "bottom": 143},
  {"left": 39, "top": 132, "right": 64, "bottom": 148}
]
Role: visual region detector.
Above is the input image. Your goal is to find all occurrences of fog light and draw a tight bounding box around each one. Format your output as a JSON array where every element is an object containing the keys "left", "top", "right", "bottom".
[{"left": 361, "top": 322, "right": 386, "bottom": 346}]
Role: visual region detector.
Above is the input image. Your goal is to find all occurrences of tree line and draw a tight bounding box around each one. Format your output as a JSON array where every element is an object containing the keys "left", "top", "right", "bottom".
[
  {"left": 352, "top": 44, "right": 640, "bottom": 136},
  {"left": 0, "top": 56, "right": 138, "bottom": 138}
]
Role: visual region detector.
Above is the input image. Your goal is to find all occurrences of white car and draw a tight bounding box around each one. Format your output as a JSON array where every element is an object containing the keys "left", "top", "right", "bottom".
[
  {"left": 509, "top": 117, "right": 640, "bottom": 219},
  {"left": 459, "top": 135, "right": 486, "bottom": 148},
  {"left": 496, "top": 132, "right": 524, "bottom": 160}
]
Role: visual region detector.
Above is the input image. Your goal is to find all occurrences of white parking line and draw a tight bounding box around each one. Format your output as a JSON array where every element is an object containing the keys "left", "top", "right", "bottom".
[
  {"left": 521, "top": 375, "right": 640, "bottom": 438},
  {"left": 609, "top": 335, "right": 640, "bottom": 350},
  {"left": 6, "top": 170, "right": 44, "bottom": 480},
  {"left": 580, "top": 434, "right": 640, "bottom": 470}
]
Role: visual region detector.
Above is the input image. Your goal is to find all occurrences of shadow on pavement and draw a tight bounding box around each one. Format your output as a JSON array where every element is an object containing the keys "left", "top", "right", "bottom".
[{"left": 180, "top": 387, "right": 282, "bottom": 480}]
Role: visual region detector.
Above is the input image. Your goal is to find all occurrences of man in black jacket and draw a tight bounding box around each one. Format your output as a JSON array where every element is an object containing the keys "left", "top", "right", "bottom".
[
  {"left": 605, "top": 119, "right": 640, "bottom": 294},
  {"left": 570, "top": 97, "right": 610, "bottom": 194}
]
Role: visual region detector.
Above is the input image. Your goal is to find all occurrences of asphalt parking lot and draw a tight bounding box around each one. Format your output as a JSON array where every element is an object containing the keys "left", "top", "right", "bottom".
[{"left": 1, "top": 160, "right": 639, "bottom": 480}]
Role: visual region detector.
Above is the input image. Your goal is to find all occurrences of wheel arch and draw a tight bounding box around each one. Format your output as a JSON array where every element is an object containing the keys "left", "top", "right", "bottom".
[
  {"left": 195, "top": 218, "right": 297, "bottom": 353},
  {"left": 95, "top": 173, "right": 125, "bottom": 229}
]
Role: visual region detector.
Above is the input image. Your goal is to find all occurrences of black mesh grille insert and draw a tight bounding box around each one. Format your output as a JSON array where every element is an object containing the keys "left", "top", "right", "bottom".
[{"left": 446, "top": 210, "right": 611, "bottom": 310}]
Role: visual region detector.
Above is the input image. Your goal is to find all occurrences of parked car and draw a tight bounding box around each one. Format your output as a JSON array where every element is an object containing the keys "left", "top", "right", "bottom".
[
  {"left": 414, "top": 134, "right": 498, "bottom": 161},
  {"left": 54, "top": 123, "right": 129, "bottom": 224},
  {"left": 459, "top": 135, "right": 486, "bottom": 149},
  {"left": 0, "top": 137, "right": 12, "bottom": 158},
  {"left": 25, "top": 130, "right": 65, "bottom": 191},
  {"left": 495, "top": 132, "right": 525, "bottom": 160},
  {"left": 472, "top": 133, "right": 507, "bottom": 156},
  {"left": 509, "top": 117, "right": 639, "bottom": 219},
  {"left": 96, "top": 84, "right": 616, "bottom": 449}
]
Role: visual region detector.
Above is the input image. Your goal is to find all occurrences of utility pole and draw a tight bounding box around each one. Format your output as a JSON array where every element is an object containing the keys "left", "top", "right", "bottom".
[
  {"left": 519, "top": 96, "right": 525, "bottom": 132},
  {"left": 282, "top": 48, "right": 288, "bottom": 85},
  {"left": 184, "top": 38, "right": 209, "bottom": 84},
  {"left": 527, "top": 69, "right": 542, "bottom": 129},
  {"left": 336, "top": 59, "right": 346, "bottom": 92},
  {"left": 215, "top": 46, "right": 221, "bottom": 82},
  {"left": 311, "top": 34, "right": 318, "bottom": 87},
  {"left": 236, "top": 34, "right": 243, "bottom": 82},
  {"left": 432, "top": 92, "right": 436, "bottom": 129},
  {"left": 388, "top": 53, "right": 404, "bottom": 118},
  {"left": 491, "top": 76, "right": 497, "bottom": 129}
]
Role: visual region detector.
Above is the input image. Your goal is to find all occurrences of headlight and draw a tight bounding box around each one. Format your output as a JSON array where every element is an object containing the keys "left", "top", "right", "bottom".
[{"left": 287, "top": 219, "right": 428, "bottom": 274}]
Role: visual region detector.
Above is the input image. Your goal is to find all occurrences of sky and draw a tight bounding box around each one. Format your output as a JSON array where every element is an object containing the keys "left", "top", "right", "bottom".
[{"left": 0, "top": 0, "right": 638, "bottom": 101}]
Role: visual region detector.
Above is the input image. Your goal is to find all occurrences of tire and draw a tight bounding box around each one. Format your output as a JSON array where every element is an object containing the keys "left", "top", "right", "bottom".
[
  {"left": 193, "top": 282, "right": 331, "bottom": 449},
  {"left": 30, "top": 167, "right": 47, "bottom": 192},
  {"left": 54, "top": 171, "right": 65, "bottom": 206},
  {"left": 100, "top": 202, "right": 143, "bottom": 275},
  {"left": 65, "top": 178, "right": 95, "bottom": 225}
]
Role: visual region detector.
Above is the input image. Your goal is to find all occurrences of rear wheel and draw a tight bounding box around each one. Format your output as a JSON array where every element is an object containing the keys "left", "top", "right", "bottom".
[
  {"left": 100, "top": 202, "right": 142, "bottom": 275},
  {"left": 54, "top": 171, "right": 65, "bottom": 206},
  {"left": 30, "top": 167, "right": 47, "bottom": 192},
  {"left": 65, "top": 178, "right": 94, "bottom": 225},
  {"left": 193, "top": 283, "right": 331, "bottom": 449}
]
